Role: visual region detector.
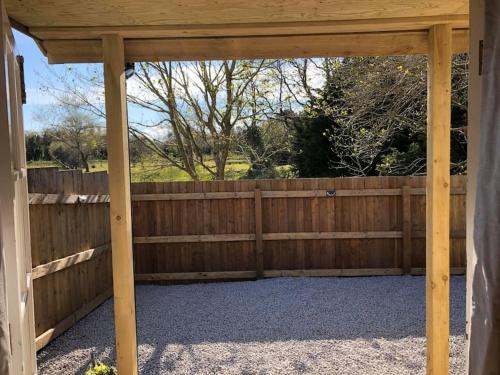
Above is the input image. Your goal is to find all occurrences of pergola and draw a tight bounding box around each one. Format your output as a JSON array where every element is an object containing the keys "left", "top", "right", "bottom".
[{"left": 0, "top": 1, "right": 489, "bottom": 375}]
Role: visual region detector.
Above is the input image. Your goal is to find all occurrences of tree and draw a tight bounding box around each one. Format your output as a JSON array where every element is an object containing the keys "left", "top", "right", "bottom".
[
  {"left": 25, "top": 131, "right": 52, "bottom": 161},
  {"left": 238, "top": 118, "right": 293, "bottom": 179},
  {"left": 42, "top": 60, "right": 273, "bottom": 180},
  {"left": 35, "top": 107, "right": 104, "bottom": 171}
]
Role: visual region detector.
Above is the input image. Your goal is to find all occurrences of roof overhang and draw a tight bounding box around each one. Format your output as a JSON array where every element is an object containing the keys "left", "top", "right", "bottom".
[{"left": 5, "top": 0, "right": 469, "bottom": 63}]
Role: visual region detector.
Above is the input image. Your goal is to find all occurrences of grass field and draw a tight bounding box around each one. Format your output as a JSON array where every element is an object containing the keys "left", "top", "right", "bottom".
[{"left": 27, "top": 158, "right": 291, "bottom": 182}]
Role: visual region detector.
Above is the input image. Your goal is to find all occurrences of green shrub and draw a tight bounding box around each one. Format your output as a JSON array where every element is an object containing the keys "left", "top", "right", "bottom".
[{"left": 84, "top": 362, "right": 116, "bottom": 375}]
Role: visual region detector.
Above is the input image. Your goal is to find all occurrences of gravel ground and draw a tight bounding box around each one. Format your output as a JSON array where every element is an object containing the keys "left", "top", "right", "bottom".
[{"left": 37, "top": 276, "right": 466, "bottom": 374}]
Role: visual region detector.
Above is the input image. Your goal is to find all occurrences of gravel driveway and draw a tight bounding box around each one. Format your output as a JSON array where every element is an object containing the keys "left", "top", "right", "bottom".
[{"left": 37, "top": 276, "right": 466, "bottom": 374}]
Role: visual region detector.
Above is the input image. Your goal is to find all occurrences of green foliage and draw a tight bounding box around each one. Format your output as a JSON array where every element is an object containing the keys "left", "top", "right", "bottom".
[
  {"left": 84, "top": 362, "right": 116, "bottom": 375},
  {"left": 289, "top": 114, "right": 338, "bottom": 178}
]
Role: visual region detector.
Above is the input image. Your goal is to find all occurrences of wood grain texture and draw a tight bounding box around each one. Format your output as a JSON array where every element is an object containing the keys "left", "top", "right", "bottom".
[
  {"left": 44, "top": 29, "right": 469, "bottom": 64},
  {"left": 426, "top": 24, "right": 452, "bottom": 375},
  {"left": 29, "top": 15, "right": 469, "bottom": 40},
  {"left": 6, "top": 0, "right": 468, "bottom": 28},
  {"left": 103, "top": 34, "right": 138, "bottom": 375}
]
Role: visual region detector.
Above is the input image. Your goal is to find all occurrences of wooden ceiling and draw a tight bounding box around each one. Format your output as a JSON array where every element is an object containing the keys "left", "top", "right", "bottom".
[{"left": 5, "top": 0, "right": 469, "bottom": 63}]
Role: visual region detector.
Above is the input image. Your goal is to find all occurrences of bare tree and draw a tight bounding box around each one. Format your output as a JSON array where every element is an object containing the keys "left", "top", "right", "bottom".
[{"left": 41, "top": 60, "right": 273, "bottom": 180}]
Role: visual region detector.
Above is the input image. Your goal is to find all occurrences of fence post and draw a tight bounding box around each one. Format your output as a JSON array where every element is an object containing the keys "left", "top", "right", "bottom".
[
  {"left": 254, "top": 188, "right": 264, "bottom": 278},
  {"left": 402, "top": 185, "right": 412, "bottom": 274}
]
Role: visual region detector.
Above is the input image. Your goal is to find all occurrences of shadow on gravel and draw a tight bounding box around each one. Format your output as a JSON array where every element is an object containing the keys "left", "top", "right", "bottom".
[{"left": 37, "top": 276, "right": 465, "bottom": 374}]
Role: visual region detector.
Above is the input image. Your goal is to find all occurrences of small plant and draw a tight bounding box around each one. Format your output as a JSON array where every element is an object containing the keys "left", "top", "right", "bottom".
[{"left": 84, "top": 362, "right": 116, "bottom": 375}]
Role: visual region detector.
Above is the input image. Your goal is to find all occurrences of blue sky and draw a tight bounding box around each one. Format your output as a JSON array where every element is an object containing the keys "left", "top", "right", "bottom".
[{"left": 13, "top": 30, "right": 156, "bottom": 132}]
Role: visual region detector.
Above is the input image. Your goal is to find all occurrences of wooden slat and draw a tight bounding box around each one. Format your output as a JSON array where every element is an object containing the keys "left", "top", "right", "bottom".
[
  {"left": 263, "top": 231, "right": 403, "bottom": 241},
  {"left": 426, "top": 24, "right": 452, "bottom": 375},
  {"left": 103, "top": 34, "right": 138, "bottom": 375},
  {"left": 29, "top": 15, "right": 469, "bottom": 40},
  {"left": 254, "top": 189, "right": 264, "bottom": 278},
  {"left": 134, "top": 234, "right": 255, "bottom": 244},
  {"left": 131, "top": 191, "right": 254, "bottom": 201},
  {"left": 29, "top": 193, "right": 110, "bottom": 204},
  {"left": 44, "top": 29, "right": 469, "bottom": 64},
  {"left": 35, "top": 288, "right": 112, "bottom": 351},
  {"left": 32, "top": 244, "right": 110, "bottom": 279},
  {"left": 135, "top": 271, "right": 257, "bottom": 281},
  {"left": 402, "top": 186, "right": 412, "bottom": 273},
  {"left": 263, "top": 268, "right": 404, "bottom": 277},
  {"left": 411, "top": 267, "right": 465, "bottom": 276},
  {"left": 411, "top": 187, "right": 466, "bottom": 195},
  {"left": 262, "top": 188, "right": 402, "bottom": 198}
]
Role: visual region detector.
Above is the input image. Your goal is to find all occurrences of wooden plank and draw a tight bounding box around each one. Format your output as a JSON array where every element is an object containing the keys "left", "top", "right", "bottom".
[
  {"left": 135, "top": 271, "right": 257, "bottom": 281},
  {"left": 29, "top": 193, "right": 110, "bottom": 204},
  {"left": 29, "top": 15, "right": 469, "bottom": 40},
  {"left": 134, "top": 234, "right": 255, "bottom": 244},
  {"left": 102, "top": 34, "right": 138, "bottom": 375},
  {"left": 44, "top": 29, "right": 469, "bottom": 64},
  {"left": 134, "top": 268, "right": 409, "bottom": 281},
  {"left": 411, "top": 187, "right": 466, "bottom": 195},
  {"left": 402, "top": 186, "right": 412, "bottom": 273},
  {"left": 263, "top": 231, "right": 403, "bottom": 241},
  {"left": 411, "top": 267, "right": 465, "bottom": 276},
  {"left": 7, "top": 0, "right": 468, "bottom": 29},
  {"left": 32, "top": 244, "right": 110, "bottom": 279},
  {"left": 263, "top": 268, "right": 404, "bottom": 277},
  {"left": 131, "top": 191, "right": 254, "bottom": 201},
  {"left": 35, "top": 288, "right": 112, "bottom": 351},
  {"left": 426, "top": 24, "right": 452, "bottom": 375},
  {"left": 262, "top": 188, "right": 403, "bottom": 198},
  {"left": 412, "top": 230, "right": 465, "bottom": 239},
  {"left": 254, "top": 189, "right": 264, "bottom": 278}
]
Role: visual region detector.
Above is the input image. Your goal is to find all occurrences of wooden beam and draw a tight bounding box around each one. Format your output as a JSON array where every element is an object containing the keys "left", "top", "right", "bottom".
[
  {"left": 426, "top": 24, "right": 452, "bottom": 375},
  {"left": 134, "top": 234, "right": 255, "bottom": 244},
  {"left": 135, "top": 271, "right": 257, "bottom": 281},
  {"left": 134, "top": 268, "right": 407, "bottom": 281},
  {"left": 254, "top": 189, "right": 264, "bottom": 278},
  {"left": 402, "top": 186, "right": 413, "bottom": 274},
  {"left": 30, "top": 15, "right": 469, "bottom": 40},
  {"left": 263, "top": 231, "right": 402, "bottom": 241},
  {"left": 44, "top": 29, "right": 469, "bottom": 64},
  {"left": 102, "top": 34, "right": 138, "bottom": 375},
  {"left": 31, "top": 244, "right": 110, "bottom": 279},
  {"left": 411, "top": 267, "right": 465, "bottom": 276},
  {"left": 264, "top": 268, "right": 404, "bottom": 277},
  {"left": 28, "top": 193, "right": 110, "bottom": 204},
  {"left": 131, "top": 191, "right": 254, "bottom": 201}
]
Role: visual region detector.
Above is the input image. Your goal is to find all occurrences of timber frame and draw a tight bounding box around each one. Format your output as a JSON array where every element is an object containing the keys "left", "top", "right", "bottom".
[{"left": 0, "top": 0, "right": 475, "bottom": 374}]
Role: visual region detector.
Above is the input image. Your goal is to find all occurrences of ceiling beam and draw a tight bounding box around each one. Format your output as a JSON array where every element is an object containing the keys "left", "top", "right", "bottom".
[
  {"left": 44, "top": 29, "right": 469, "bottom": 64},
  {"left": 30, "top": 15, "right": 469, "bottom": 40}
]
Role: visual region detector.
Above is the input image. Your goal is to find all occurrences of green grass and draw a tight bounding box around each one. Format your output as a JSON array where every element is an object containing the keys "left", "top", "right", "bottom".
[
  {"left": 28, "top": 156, "right": 292, "bottom": 182},
  {"left": 28, "top": 158, "right": 253, "bottom": 182}
]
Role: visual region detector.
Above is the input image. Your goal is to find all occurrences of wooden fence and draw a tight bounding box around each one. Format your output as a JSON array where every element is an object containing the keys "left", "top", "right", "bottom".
[
  {"left": 27, "top": 168, "right": 467, "bottom": 350},
  {"left": 131, "top": 175, "right": 466, "bottom": 281},
  {"left": 28, "top": 168, "right": 112, "bottom": 351}
]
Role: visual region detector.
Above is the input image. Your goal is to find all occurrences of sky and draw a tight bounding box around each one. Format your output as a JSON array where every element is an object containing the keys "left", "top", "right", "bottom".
[
  {"left": 14, "top": 29, "right": 323, "bottom": 134},
  {"left": 13, "top": 30, "right": 157, "bottom": 132}
]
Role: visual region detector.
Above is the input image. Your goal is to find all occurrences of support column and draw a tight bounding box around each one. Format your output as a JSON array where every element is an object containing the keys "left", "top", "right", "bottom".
[
  {"left": 102, "top": 34, "right": 138, "bottom": 375},
  {"left": 426, "top": 24, "right": 452, "bottom": 375}
]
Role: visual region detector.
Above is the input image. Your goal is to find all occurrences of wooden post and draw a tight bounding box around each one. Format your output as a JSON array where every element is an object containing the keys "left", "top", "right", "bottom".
[
  {"left": 102, "top": 34, "right": 138, "bottom": 375},
  {"left": 254, "top": 188, "right": 264, "bottom": 278},
  {"left": 426, "top": 24, "right": 452, "bottom": 375},
  {"left": 402, "top": 185, "right": 412, "bottom": 274}
]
